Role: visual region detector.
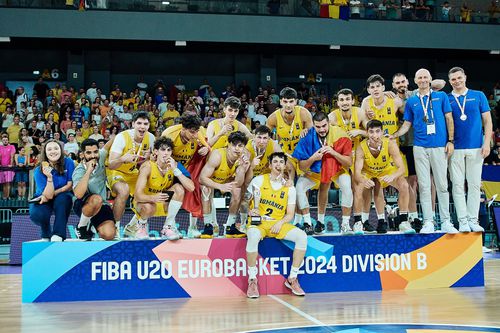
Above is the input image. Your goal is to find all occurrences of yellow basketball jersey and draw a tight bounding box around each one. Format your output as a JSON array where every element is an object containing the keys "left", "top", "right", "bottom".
[
  {"left": 361, "top": 137, "right": 394, "bottom": 176},
  {"left": 164, "top": 124, "right": 205, "bottom": 168},
  {"left": 246, "top": 139, "right": 274, "bottom": 177},
  {"left": 275, "top": 106, "right": 303, "bottom": 154},
  {"left": 211, "top": 119, "right": 239, "bottom": 149},
  {"left": 144, "top": 161, "right": 175, "bottom": 194},
  {"left": 334, "top": 107, "right": 361, "bottom": 148},
  {"left": 368, "top": 97, "right": 399, "bottom": 136},
  {"left": 257, "top": 174, "right": 289, "bottom": 221},
  {"left": 211, "top": 148, "right": 238, "bottom": 184},
  {"left": 112, "top": 130, "right": 152, "bottom": 175}
]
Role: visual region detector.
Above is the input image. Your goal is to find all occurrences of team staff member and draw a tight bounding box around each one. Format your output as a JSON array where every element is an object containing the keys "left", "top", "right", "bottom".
[
  {"left": 245, "top": 152, "right": 307, "bottom": 298},
  {"left": 73, "top": 139, "right": 116, "bottom": 241},
  {"left": 392, "top": 68, "right": 457, "bottom": 234},
  {"left": 353, "top": 120, "right": 413, "bottom": 234},
  {"left": 129, "top": 137, "right": 194, "bottom": 240},
  {"left": 107, "top": 111, "right": 155, "bottom": 238},
  {"left": 447, "top": 67, "right": 493, "bottom": 232}
]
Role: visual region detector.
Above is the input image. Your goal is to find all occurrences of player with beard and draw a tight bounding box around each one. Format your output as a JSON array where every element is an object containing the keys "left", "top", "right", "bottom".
[
  {"left": 199, "top": 131, "right": 251, "bottom": 238},
  {"left": 266, "top": 87, "right": 313, "bottom": 226},
  {"left": 130, "top": 137, "right": 194, "bottom": 240},
  {"left": 353, "top": 120, "right": 413, "bottom": 234},
  {"left": 73, "top": 139, "right": 116, "bottom": 241},
  {"left": 107, "top": 111, "right": 155, "bottom": 239},
  {"left": 207, "top": 96, "right": 253, "bottom": 149}
]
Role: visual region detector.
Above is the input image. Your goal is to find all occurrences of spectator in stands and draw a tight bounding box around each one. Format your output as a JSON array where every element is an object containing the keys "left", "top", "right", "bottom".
[
  {"left": 488, "top": 0, "right": 499, "bottom": 23},
  {"left": 27, "top": 119, "right": 42, "bottom": 145},
  {"left": 64, "top": 133, "right": 79, "bottom": 156},
  {"left": 350, "top": 0, "right": 362, "bottom": 18},
  {"left": 14, "top": 146, "right": 28, "bottom": 200},
  {"left": 460, "top": 2, "right": 472, "bottom": 22},
  {"left": 71, "top": 103, "right": 85, "bottom": 128},
  {"left": 29, "top": 139, "right": 74, "bottom": 242},
  {"left": 46, "top": 114, "right": 58, "bottom": 133},
  {"left": 1, "top": 105, "right": 15, "bottom": 131},
  {"left": 66, "top": 121, "right": 78, "bottom": 137},
  {"left": 378, "top": 0, "right": 387, "bottom": 19},
  {"left": 415, "top": 0, "right": 430, "bottom": 20},
  {"left": 0, "top": 91, "right": 12, "bottom": 114},
  {"left": 33, "top": 77, "right": 50, "bottom": 102},
  {"left": 364, "top": 1, "right": 377, "bottom": 19},
  {"left": 7, "top": 114, "right": 24, "bottom": 148},
  {"left": 162, "top": 103, "right": 180, "bottom": 128},
  {"left": 484, "top": 144, "right": 500, "bottom": 165},
  {"left": 441, "top": 1, "right": 451, "bottom": 21},
  {"left": 59, "top": 112, "right": 72, "bottom": 136},
  {"left": 0, "top": 134, "right": 15, "bottom": 200},
  {"left": 89, "top": 125, "right": 104, "bottom": 141},
  {"left": 15, "top": 86, "right": 29, "bottom": 110},
  {"left": 45, "top": 89, "right": 55, "bottom": 107},
  {"left": 86, "top": 82, "right": 98, "bottom": 103},
  {"left": 425, "top": 0, "right": 435, "bottom": 20}
]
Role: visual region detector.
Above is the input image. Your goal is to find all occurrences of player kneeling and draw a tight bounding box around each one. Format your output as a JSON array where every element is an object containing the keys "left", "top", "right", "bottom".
[
  {"left": 128, "top": 137, "right": 194, "bottom": 240},
  {"left": 246, "top": 152, "right": 308, "bottom": 298}
]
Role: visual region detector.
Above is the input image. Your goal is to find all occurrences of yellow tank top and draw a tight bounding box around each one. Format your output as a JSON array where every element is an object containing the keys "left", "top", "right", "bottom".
[
  {"left": 172, "top": 129, "right": 198, "bottom": 168},
  {"left": 112, "top": 130, "right": 152, "bottom": 175},
  {"left": 246, "top": 139, "right": 274, "bottom": 177},
  {"left": 210, "top": 148, "right": 238, "bottom": 184},
  {"left": 211, "top": 119, "right": 238, "bottom": 149},
  {"left": 144, "top": 161, "right": 175, "bottom": 194},
  {"left": 275, "top": 106, "right": 303, "bottom": 154},
  {"left": 368, "top": 97, "right": 399, "bottom": 136},
  {"left": 361, "top": 137, "right": 393, "bottom": 175},
  {"left": 257, "top": 174, "right": 289, "bottom": 221},
  {"left": 334, "top": 107, "right": 361, "bottom": 148}
]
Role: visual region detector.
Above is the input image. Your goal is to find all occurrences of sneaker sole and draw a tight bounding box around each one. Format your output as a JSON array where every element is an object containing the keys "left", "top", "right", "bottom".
[
  {"left": 247, "top": 293, "right": 260, "bottom": 299},
  {"left": 402, "top": 230, "right": 416, "bottom": 234},
  {"left": 200, "top": 234, "right": 214, "bottom": 239},
  {"left": 225, "top": 234, "right": 247, "bottom": 238},
  {"left": 284, "top": 281, "right": 305, "bottom": 296}
]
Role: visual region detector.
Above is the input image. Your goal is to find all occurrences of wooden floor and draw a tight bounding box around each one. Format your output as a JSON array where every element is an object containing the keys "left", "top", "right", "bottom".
[{"left": 1, "top": 259, "right": 499, "bottom": 333}]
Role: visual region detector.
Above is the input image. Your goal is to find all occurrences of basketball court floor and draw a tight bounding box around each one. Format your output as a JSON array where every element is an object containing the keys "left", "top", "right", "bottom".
[{"left": 1, "top": 253, "right": 499, "bottom": 333}]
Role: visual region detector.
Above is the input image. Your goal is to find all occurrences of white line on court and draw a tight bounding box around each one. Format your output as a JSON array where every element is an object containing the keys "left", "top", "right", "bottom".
[{"left": 268, "top": 294, "right": 326, "bottom": 327}]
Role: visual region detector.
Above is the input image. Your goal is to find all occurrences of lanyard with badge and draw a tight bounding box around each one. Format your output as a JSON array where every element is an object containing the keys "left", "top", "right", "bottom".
[
  {"left": 420, "top": 92, "right": 435, "bottom": 135},
  {"left": 453, "top": 94, "right": 467, "bottom": 121}
]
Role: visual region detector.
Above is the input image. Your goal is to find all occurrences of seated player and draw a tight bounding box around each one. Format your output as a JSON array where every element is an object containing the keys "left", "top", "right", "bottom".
[
  {"left": 353, "top": 120, "right": 414, "bottom": 234},
  {"left": 199, "top": 131, "right": 251, "bottom": 238},
  {"left": 73, "top": 139, "right": 116, "bottom": 241},
  {"left": 129, "top": 137, "right": 194, "bottom": 240},
  {"left": 245, "top": 152, "right": 308, "bottom": 298}
]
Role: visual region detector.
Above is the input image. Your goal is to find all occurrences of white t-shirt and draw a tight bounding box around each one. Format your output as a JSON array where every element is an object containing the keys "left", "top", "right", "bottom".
[
  {"left": 247, "top": 175, "right": 296, "bottom": 205},
  {"left": 350, "top": 0, "right": 361, "bottom": 14},
  {"left": 86, "top": 88, "right": 97, "bottom": 103},
  {"left": 254, "top": 114, "right": 268, "bottom": 126},
  {"left": 110, "top": 129, "right": 155, "bottom": 155},
  {"left": 64, "top": 141, "right": 80, "bottom": 155}
]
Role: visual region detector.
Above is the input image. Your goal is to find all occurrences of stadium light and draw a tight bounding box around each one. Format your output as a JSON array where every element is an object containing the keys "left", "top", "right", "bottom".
[
  {"left": 175, "top": 41, "right": 187, "bottom": 46},
  {"left": 0, "top": 37, "right": 10, "bottom": 42}
]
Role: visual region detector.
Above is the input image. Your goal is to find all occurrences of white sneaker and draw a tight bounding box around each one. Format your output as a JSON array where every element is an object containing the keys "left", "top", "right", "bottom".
[
  {"left": 135, "top": 223, "right": 150, "bottom": 240},
  {"left": 441, "top": 222, "right": 459, "bottom": 234},
  {"left": 353, "top": 221, "right": 364, "bottom": 235},
  {"left": 340, "top": 221, "right": 354, "bottom": 235},
  {"left": 50, "top": 235, "right": 63, "bottom": 242},
  {"left": 40, "top": 238, "right": 50, "bottom": 242},
  {"left": 459, "top": 219, "right": 471, "bottom": 232},
  {"left": 187, "top": 226, "right": 202, "bottom": 238},
  {"left": 468, "top": 220, "right": 484, "bottom": 232},
  {"left": 420, "top": 221, "right": 435, "bottom": 234},
  {"left": 482, "top": 246, "right": 492, "bottom": 253},
  {"left": 161, "top": 225, "right": 182, "bottom": 241},
  {"left": 399, "top": 221, "right": 416, "bottom": 234},
  {"left": 123, "top": 221, "right": 139, "bottom": 238}
]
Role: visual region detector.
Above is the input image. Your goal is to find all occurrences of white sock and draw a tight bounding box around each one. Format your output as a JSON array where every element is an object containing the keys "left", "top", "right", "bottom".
[
  {"left": 115, "top": 220, "right": 120, "bottom": 229},
  {"left": 211, "top": 201, "right": 217, "bottom": 225},
  {"left": 377, "top": 213, "right": 385, "bottom": 220},
  {"left": 240, "top": 212, "right": 248, "bottom": 225},
  {"left": 130, "top": 215, "right": 147, "bottom": 225},
  {"left": 189, "top": 214, "right": 198, "bottom": 228},
  {"left": 289, "top": 266, "right": 300, "bottom": 279},
  {"left": 362, "top": 212, "right": 369, "bottom": 222},
  {"left": 303, "top": 213, "right": 312, "bottom": 225},
  {"left": 318, "top": 213, "right": 325, "bottom": 224},
  {"left": 164, "top": 200, "right": 182, "bottom": 227},
  {"left": 342, "top": 216, "right": 350, "bottom": 224},
  {"left": 204, "top": 213, "right": 213, "bottom": 226},
  {"left": 78, "top": 214, "right": 91, "bottom": 228},
  {"left": 226, "top": 214, "right": 237, "bottom": 226},
  {"left": 293, "top": 214, "right": 303, "bottom": 225},
  {"left": 248, "top": 266, "right": 258, "bottom": 280},
  {"left": 409, "top": 212, "right": 418, "bottom": 221}
]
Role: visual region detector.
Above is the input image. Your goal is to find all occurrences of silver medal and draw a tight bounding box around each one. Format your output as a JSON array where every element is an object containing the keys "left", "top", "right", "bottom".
[{"left": 460, "top": 114, "right": 467, "bottom": 121}]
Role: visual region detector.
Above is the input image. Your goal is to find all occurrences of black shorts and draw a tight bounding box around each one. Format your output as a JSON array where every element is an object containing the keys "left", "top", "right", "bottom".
[
  {"left": 400, "top": 146, "right": 416, "bottom": 176},
  {"left": 73, "top": 194, "right": 115, "bottom": 228}
]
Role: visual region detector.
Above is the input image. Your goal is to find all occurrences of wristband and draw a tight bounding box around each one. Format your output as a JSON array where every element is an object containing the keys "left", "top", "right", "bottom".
[{"left": 173, "top": 168, "right": 182, "bottom": 177}]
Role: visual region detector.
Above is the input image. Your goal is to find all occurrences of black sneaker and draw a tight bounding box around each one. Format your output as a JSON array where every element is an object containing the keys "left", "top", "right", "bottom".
[
  {"left": 411, "top": 218, "right": 423, "bottom": 233},
  {"left": 377, "top": 220, "right": 388, "bottom": 234},
  {"left": 314, "top": 222, "right": 325, "bottom": 235},
  {"left": 200, "top": 224, "right": 214, "bottom": 239},
  {"left": 225, "top": 224, "right": 246, "bottom": 238},
  {"left": 75, "top": 225, "right": 94, "bottom": 241},
  {"left": 302, "top": 223, "right": 314, "bottom": 236},
  {"left": 363, "top": 221, "right": 377, "bottom": 234}
]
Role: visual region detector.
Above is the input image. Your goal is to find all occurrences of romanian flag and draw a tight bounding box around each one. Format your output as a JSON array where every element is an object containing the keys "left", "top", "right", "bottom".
[
  {"left": 482, "top": 165, "right": 500, "bottom": 202},
  {"left": 319, "top": 0, "right": 350, "bottom": 20}
]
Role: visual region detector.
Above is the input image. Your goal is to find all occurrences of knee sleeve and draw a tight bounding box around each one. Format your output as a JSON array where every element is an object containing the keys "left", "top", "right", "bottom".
[
  {"left": 246, "top": 228, "right": 262, "bottom": 253},
  {"left": 283, "top": 227, "right": 308, "bottom": 251},
  {"left": 338, "top": 174, "right": 353, "bottom": 208},
  {"left": 296, "top": 177, "right": 314, "bottom": 210}
]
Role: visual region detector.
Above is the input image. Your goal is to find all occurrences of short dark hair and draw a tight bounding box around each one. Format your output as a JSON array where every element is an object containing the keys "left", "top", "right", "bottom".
[
  {"left": 227, "top": 131, "right": 249, "bottom": 146},
  {"left": 254, "top": 125, "right": 272, "bottom": 136},
  {"left": 97, "top": 139, "right": 106, "bottom": 145},
  {"left": 448, "top": 66, "right": 465, "bottom": 76},
  {"left": 280, "top": 87, "right": 297, "bottom": 99},
  {"left": 223, "top": 96, "right": 241, "bottom": 110},
  {"left": 313, "top": 111, "right": 328, "bottom": 123},
  {"left": 337, "top": 88, "right": 354, "bottom": 98},
  {"left": 180, "top": 114, "right": 202, "bottom": 130},
  {"left": 392, "top": 73, "right": 407, "bottom": 81},
  {"left": 154, "top": 136, "right": 174, "bottom": 150},
  {"left": 366, "top": 119, "right": 383, "bottom": 130},
  {"left": 366, "top": 74, "right": 385, "bottom": 88},
  {"left": 132, "top": 111, "right": 150, "bottom": 123},
  {"left": 268, "top": 152, "right": 287, "bottom": 164},
  {"left": 81, "top": 138, "right": 99, "bottom": 151}
]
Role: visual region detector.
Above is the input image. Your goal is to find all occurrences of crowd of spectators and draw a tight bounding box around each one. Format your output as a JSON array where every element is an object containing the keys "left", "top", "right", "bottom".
[{"left": 0, "top": 75, "right": 498, "bottom": 201}]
